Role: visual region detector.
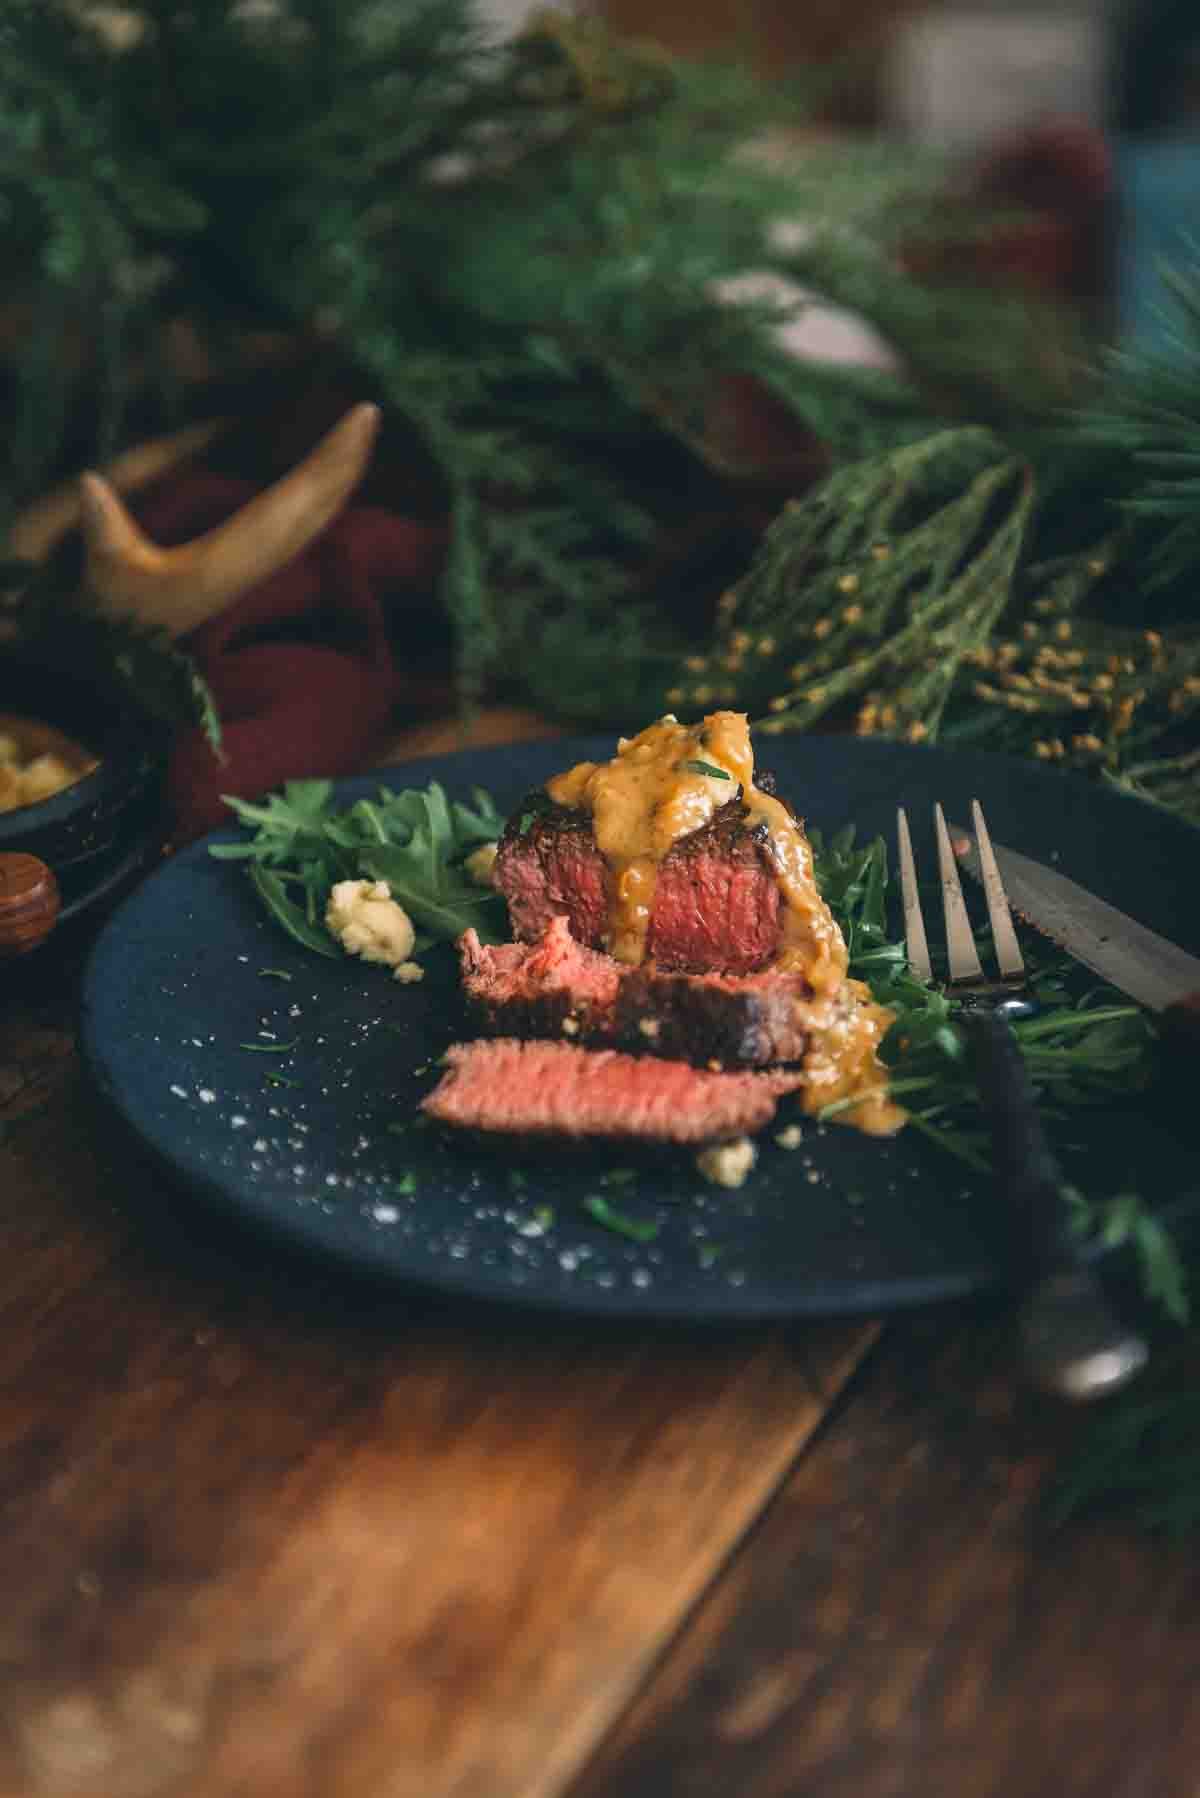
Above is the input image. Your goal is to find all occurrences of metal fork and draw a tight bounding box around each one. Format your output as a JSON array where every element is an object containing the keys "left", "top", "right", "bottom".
[{"left": 897, "top": 799, "right": 1149, "bottom": 1402}]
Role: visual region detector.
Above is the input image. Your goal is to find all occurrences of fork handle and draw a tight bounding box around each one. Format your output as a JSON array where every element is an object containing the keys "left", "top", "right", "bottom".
[
  {"left": 960, "top": 1005, "right": 1075, "bottom": 1270},
  {"left": 960, "top": 1004, "right": 1149, "bottom": 1401}
]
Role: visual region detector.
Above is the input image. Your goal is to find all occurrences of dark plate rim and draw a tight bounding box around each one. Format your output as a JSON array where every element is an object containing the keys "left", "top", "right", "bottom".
[{"left": 78, "top": 731, "right": 1200, "bottom": 1323}]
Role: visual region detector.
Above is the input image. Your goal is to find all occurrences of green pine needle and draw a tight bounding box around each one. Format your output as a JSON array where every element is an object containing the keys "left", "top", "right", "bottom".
[{"left": 1043, "top": 1353, "right": 1200, "bottom": 1536}]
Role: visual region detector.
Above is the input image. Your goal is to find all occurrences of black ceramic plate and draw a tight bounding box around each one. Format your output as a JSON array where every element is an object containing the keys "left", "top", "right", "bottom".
[
  {"left": 0, "top": 652, "right": 165, "bottom": 922},
  {"left": 79, "top": 734, "right": 1200, "bottom": 1321}
]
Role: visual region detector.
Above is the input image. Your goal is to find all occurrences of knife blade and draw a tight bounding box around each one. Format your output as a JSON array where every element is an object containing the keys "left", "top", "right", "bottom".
[{"left": 950, "top": 824, "right": 1200, "bottom": 1020}]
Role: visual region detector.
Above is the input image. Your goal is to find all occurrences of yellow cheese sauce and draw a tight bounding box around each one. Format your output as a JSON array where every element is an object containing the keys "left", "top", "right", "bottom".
[
  {"left": 795, "top": 980, "right": 906, "bottom": 1138},
  {"left": 548, "top": 711, "right": 846, "bottom": 987},
  {"left": 546, "top": 711, "right": 903, "bottom": 1136},
  {"left": 0, "top": 713, "right": 99, "bottom": 814}
]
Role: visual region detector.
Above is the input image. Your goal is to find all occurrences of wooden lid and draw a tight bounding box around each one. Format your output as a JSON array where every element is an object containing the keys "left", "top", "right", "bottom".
[{"left": 0, "top": 853, "right": 61, "bottom": 956}]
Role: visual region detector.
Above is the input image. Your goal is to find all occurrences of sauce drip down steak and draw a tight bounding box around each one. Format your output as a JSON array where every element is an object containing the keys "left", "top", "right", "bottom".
[{"left": 426, "top": 713, "right": 903, "bottom": 1149}]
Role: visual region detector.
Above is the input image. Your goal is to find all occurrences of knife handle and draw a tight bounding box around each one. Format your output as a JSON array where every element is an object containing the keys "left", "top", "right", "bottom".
[
  {"left": 960, "top": 1003, "right": 1149, "bottom": 1401},
  {"left": 1160, "top": 991, "right": 1200, "bottom": 1046}
]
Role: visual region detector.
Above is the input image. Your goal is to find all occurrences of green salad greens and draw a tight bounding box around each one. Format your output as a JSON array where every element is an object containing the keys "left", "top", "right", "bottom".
[
  {"left": 809, "top": 826, "right": 1185, "bottom": 1326},
  {"left": 211, "top": 778, "right": 508, "bottom": 957},
  {"left": 809, "top": 826, "right": 1158, "bottom": 1161},
  {"left": 213, "top": 778, "right": 1185, "bottom": 1327}
]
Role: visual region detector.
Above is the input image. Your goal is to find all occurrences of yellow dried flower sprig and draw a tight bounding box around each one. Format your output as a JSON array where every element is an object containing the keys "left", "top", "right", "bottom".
[{"left": 655, "top": 443, "right": 1200, "bottom": 789}]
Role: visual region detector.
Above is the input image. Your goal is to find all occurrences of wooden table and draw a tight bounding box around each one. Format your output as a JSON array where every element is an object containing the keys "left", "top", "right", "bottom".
[{"left": 2, "top": 717, "right": 1198, "bottom": 1798}]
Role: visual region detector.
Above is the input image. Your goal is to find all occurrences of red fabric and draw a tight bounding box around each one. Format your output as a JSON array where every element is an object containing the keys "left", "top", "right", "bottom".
[
  {"left": 130, "top": 475, "right": 445, "bottom": 843},
  {"left": 968, "top": 120, "right": 1111, "bottom": 301},
  {"left": 899, "top": 120, "right": 1111, "bottom": 301}
]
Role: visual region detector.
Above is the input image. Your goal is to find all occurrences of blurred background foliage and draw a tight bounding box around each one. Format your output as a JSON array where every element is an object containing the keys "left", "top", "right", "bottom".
[{"left": 1, "top": 0, "right": 1198, "bottom": 816}]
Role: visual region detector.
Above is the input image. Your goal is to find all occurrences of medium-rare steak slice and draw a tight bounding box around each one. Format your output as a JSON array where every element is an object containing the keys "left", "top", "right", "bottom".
[
  {"left": 458, "top": 917, "right": 622, "bottom": 1042},
  {"left": 421, "top": 1039, "right": 804, "bottom": 1144},
  {"left": 492, "top": 791, "right": 610, "bottom": 951},
  {"left": 458, "top": 917, "right": 813, "bottom": 1066},
  {"left": 492, "top": 790, "right": 783, "bottom": 974},
  {"left": 644, "top": 799, "right": 781, "bottom": 973}
]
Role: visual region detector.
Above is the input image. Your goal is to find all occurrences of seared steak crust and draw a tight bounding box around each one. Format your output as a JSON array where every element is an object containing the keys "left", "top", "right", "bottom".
[
  {"left": 459, "top": 919, "right": 811, "bottom": 1067},
  {"left": 492, "top": 791, "right": 610, "bottom": 952},
  {"left": 459, "top": 921, "right": 619, "bottom": 1044},
  {"left": 618, "top": 966, "right": 807, "bottom": 1065}
]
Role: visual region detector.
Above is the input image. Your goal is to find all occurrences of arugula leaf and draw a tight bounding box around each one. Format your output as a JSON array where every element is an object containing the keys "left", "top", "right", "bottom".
[
  {"left": 453, "top": 785, "right": 507, "bottom": 843},
  {"left": 811, "top": 823, "right": 1160, "bottom": 1160},
  {"left": 216, "top": 778, "right": 507, "bottom": 960},
  {"left": 1065, "top": 1188, "right": 1190, "bottom": 1326},
  {"left": 359, "top": 784, "right": 507, "bottom": 943},
  {"left": 248, "top": 864, "right": 340, "bottom": 958},
  {"left": 811, "top": 824, "right": 1183, "bottom": 1323}
]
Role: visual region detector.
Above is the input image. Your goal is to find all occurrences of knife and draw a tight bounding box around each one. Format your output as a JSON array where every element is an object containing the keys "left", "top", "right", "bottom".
[
  {"left": 950, "top": 826, "right": 1200, "bottom": 1037},
  {"left": 949, "top": 822, "right": 1194, "bottom": 1400}
]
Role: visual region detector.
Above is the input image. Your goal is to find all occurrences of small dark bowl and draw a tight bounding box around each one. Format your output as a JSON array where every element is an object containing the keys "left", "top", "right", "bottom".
[{"left": 0, "top": 653, "right": 167, "bottom": 935}]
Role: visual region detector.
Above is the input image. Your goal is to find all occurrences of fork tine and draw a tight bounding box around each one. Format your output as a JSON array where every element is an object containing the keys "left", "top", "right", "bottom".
[
  {"left": 896, "top": 807, "right": 932, "bottom": 982},
  {"left": 970, "top": 798, "right": 1026, "bottom": 979},
  {"left": 934, "top": 803, "right": 984, "bottom": 981}
]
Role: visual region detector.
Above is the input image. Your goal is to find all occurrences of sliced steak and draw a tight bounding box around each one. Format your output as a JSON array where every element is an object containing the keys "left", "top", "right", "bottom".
[
  {"left": 421, "top": 1039, "right": 803, "bottom": 1144},
  {"left": 645, "top": 801, "right": 782, "bottom": 973},
  {"left": 492, "top": 789, "right": 784, "bottom": 974},
  {"left": 458, "top": 917, "right": 812, "bottom": 1066},
  {"left": 492, "top": 793, "right": 610, "bottom": 952},
  {"left": 458, "top": 917, "right": 622, "bottom": 1043}
]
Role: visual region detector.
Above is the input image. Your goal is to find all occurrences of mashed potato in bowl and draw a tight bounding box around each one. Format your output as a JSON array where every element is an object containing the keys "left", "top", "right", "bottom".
[{"left": 0, "top": 713, "right": 100, "bottom": 814}]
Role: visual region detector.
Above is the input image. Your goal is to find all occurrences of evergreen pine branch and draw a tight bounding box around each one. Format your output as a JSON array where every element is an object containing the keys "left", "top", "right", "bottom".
[
  {"left": 746, "top": 347, "right": 941, "bottom": 466},
  {"left": 630, "top": 411, "right": 1200, "bottom": 806},
  {"left": 771, "top": 230, "right": 1085, "bottom": 431},
  {"left": 0, "top": 0, "right": 1080, "bottom": 713},
  {"left": 1101, "top": 747, "right": 1200, "bottom": 824},
  {"left": 650, "top": 428, "right": 1021, "bottom": 726},
  {"left": 1044, "top": 1345, "right": 1200, "bottom": 1536},
  {"left": 1071, "top": 257, "right": 1200, "bottom": 594}
]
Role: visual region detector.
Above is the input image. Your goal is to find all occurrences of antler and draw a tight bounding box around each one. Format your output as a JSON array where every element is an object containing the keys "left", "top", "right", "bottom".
[
  {"left": 7, "top": 419, "right": 228, "bottom": 567},
  {"left": 77, "top": 402, "right": 381, "bottom": 638}
]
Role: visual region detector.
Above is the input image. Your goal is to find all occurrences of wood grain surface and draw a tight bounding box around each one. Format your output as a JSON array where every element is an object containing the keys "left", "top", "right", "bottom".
[
  {"left": 570, "top": 1315, "right": 1200, "bottom": 1798},
  {"left": 0, "top": 996, "right": 877, "bottom": 1798},
  {"left": 2, "top": 715, "right": 1190, "bottom": 1798}
]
